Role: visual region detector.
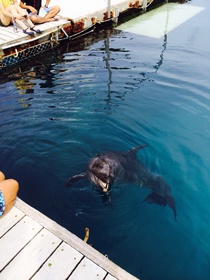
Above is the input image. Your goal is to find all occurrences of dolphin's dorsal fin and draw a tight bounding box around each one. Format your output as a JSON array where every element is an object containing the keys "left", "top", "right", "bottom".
[{"left": 130, "top": 144, "right": 146, "bottom": 154}]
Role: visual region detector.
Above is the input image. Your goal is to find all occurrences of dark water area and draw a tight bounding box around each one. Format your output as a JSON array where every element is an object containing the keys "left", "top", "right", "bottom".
[{"left": 0, "top": 1, "right": 210, "bottom": 279}]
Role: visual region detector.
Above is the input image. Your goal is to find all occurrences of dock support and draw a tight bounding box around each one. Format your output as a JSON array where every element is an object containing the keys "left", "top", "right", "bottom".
[
  {"left": 107, "top": 0, "right": 111, "bottom": 18},
  {"left": 113, "top": 7, "right": 119, "bottom": 25},
  {"left": 142, "top": 0, "right": 147, "bottom": 12}
]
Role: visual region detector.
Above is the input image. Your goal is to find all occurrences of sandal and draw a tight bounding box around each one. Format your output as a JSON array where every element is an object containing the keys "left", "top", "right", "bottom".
[
  {"left": 30, "top": 26, "right": 42, "bottom": 34},
  {"left": 23, "top": 28, "right": 34, "bottom": 36}
]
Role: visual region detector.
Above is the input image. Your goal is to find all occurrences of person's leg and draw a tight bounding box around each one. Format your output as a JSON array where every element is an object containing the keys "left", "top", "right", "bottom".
[
  {"left": 0, "top": 179, "right": 19, "bottom": 217},
  {"left": 13, "top": 2, "right": 28, "bottom": 16},
  {"left": 0, "top": 13, "right": 11, "bottom": 26},
  {"left": 0, "top": 171, "right": 5, "bottom": 181},
  {"left": 29, "top": 14, "right": 55, "bottom": 24},
  {"left": 9, "top": 4, "right": 41, "bottom": 33},
  {"left": 23, "top": 15, "right": 42, "bottom": 32},
  {"left": 29, "top": 6, "right": 60, "bottom": 24},
  {"left": 6, "top": 5, "right": 30, "bottom": 31},
  {"left": 44, "top": 6, "right": 60, "bottom": 20}
]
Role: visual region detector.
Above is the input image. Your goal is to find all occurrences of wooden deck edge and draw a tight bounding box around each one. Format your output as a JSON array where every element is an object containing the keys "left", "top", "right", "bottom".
[
  {"left": 15, "top": 197, "right": 139, "bottom": 280},
  {"left": 0, "top": 19, "right": 70, "bottom": 49}
]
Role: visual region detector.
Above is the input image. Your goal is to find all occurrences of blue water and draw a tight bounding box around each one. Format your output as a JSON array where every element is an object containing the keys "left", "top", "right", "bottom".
[{"left": 0, "top": 0, "right": 210, "bottom": 279}]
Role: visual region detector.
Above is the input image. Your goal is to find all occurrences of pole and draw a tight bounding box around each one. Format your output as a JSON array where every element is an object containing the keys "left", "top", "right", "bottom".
[
  {"left": 107, "top": 0, "right": 111, "bottom": 19},
  {"left": 143, "top": 0, "right": 147, "bottom": 12}
]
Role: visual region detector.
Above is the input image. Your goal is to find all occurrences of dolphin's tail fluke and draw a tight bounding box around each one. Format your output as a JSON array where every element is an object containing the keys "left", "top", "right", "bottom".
[
  {"left": 167, "top": 194, "right": 177, "bottom": 221},
  {"left": 65, "top": 172, "right": 87, "bottom": 187},
  {"left": 143, "top": 192, "right": 177, "bottom": 221}
]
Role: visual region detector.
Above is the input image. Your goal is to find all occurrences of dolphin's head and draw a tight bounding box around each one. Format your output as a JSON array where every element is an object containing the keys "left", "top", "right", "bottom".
[{"left": 88, "top": 156, "right": 114, "bottom": 192}]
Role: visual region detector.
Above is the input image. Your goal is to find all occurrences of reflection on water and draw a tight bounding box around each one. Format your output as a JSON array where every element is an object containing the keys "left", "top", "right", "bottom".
[{"left": 0, "top": 1, "right": 210, "bottom": 279}]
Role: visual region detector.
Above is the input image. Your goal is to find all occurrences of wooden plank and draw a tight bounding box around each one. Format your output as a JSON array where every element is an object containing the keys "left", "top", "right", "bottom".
[
  {"left": 50, "top": 0, "right": 138, "bottom": 18},
  {"left": 0, "top": 33, "right": 11, "bottom": 40},
  {"left": 0, "top": 228, "right": 61, "bottom": 280},
  {"left": 32, "top": 241, "right": 83, "bottom": 280},
  {"left": 0, "top": 28, "right": 17, "bottom": 37},
  {"left": 105, "top": 274, "right": 118, "bottom": 280},
  {"left": 0, "top": 18, "right": 69, "bottom": 49},
  {"left": 68, "top": 257, "right": 107, "bottom": 280},
  {"left": 0, "top": 26, "right": 25, "bottom": 39},
  {"left": 0, "top": 26, "right": 18, "bottom": 44},
  {"left": 15, "top": 198, "right": 139, "bottom": 280},
  {"left": 35, "top": 18, "right": 69, "bottom": 31},
  {"left": 0, "top": 206, "right": 25, "bottom": 237},
  {"left": 0, "top": 215, "right": 42, "bottom": 271}
]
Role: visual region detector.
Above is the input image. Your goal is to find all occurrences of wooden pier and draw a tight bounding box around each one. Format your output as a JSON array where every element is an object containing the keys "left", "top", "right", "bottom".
[
  {"left": 0, "top": 0, "right": 160, "bottom": 69},
  {"left": 0, "top": 198, "right": 139, "bottom": 280}
]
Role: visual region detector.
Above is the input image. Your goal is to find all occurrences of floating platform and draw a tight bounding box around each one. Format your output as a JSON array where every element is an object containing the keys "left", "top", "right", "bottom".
[
  {"left": 0, "top": 0, "right": 163, "bottom": 69},
  {"left": 116, "top": 2, "right": 204, "bottom": 38},
  {"left": 0, "top": 198, "right": 139, "bottom": 280}
]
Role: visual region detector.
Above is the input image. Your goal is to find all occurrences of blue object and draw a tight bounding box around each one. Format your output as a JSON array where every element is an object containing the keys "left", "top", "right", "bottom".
[{"left": 0, "top": 190, "right": 5, "bottom": 216}]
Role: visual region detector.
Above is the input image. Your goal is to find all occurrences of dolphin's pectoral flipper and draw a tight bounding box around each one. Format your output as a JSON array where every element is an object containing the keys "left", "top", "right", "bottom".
[
  {"left": 143, "top": 192, "right": 177, "bottom": 221},
  {"left": 65, "top": 172, "right": 87, "bottom": 187}
]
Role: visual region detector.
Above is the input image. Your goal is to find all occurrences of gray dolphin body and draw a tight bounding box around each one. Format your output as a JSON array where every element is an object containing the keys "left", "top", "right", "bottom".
[{"left": 65, "top": 145, "right": 177, "bottom": 220}]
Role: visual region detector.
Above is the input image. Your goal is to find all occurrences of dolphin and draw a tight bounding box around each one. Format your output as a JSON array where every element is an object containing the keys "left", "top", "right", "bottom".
[{"left": 65, "top": 145, "right": 177, "bottom": 220}]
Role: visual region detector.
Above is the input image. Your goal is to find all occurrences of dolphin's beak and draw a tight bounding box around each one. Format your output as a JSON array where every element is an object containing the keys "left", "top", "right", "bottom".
[{"left": 98, "top": 179, "right": 109, "bottom": 192}]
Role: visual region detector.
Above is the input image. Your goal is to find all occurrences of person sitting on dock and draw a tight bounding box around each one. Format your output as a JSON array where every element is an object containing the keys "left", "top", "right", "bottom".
[
  {"left": 20, "top": 0, "right": 60, "bottom": 24},
  {"left": 0, "top": 171, "right": 19, "bottom": 218},
  {"left": 0, "top": 0, "right": 42, "bottom": 35}
]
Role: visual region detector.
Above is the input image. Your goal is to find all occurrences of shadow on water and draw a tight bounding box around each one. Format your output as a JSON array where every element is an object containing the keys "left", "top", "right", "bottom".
[
  {"left": 0, "top": 28, "right": 114, "bottom": 82},
  {"left": 1, "top": 23, "right": 168, "bottom": 88}
]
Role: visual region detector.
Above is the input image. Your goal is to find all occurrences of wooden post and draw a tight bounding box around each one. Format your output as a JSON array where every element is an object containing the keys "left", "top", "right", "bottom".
[
  {"left": 143, "top": 0, "right": 147, "bottom": 12},
  {"left": 107, "top": 0, "right": 111, "bottom": 18}
]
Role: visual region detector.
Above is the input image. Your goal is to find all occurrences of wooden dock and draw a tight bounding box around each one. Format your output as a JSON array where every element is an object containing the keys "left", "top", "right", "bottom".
[
  {"left": 0, "top": 0, "right": 160, "bottom": 69},
  {"left": 0, "top": 198, "right": 139, "bottom": 280}
]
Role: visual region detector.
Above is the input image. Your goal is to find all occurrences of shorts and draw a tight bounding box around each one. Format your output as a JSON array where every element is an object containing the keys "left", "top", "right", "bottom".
[
  {"left": 0, "top": 190, "right": 5, "bottom": 216},
  {"left": 44, "top": 7, "right": 50, "bottom": 13},
  {"left": 28, "top": 7, "right": 51, "bottom": 17}
]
